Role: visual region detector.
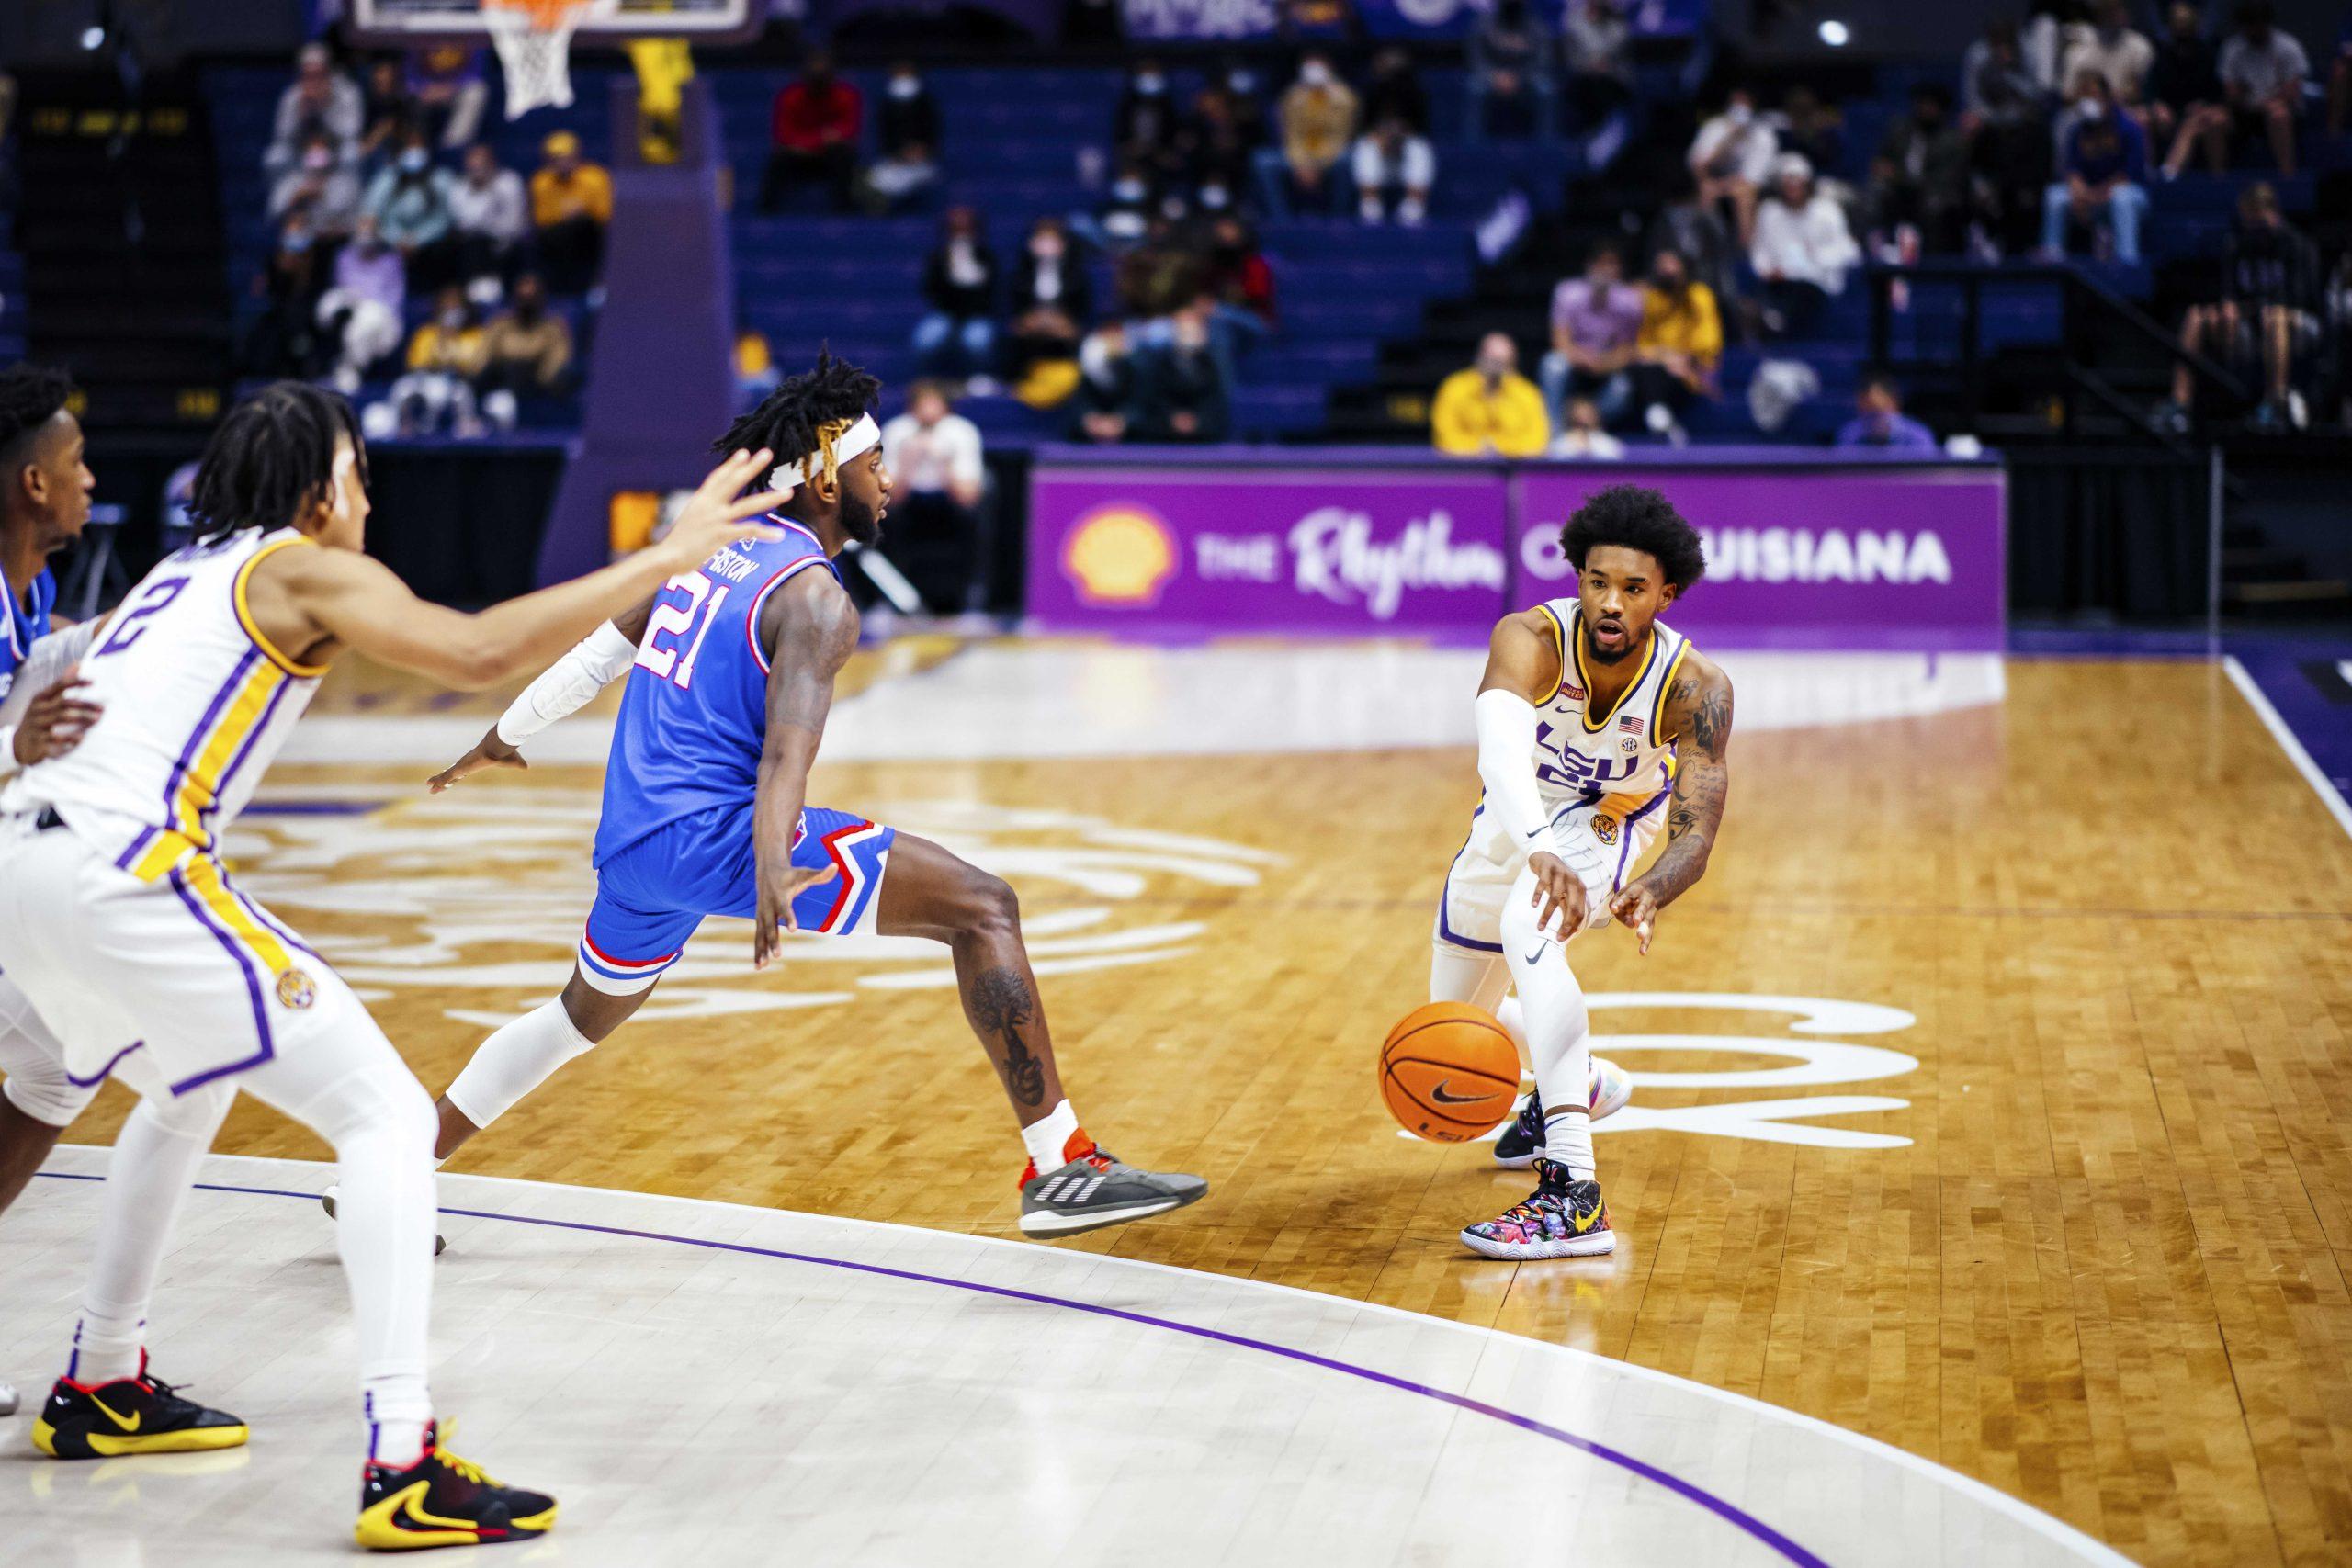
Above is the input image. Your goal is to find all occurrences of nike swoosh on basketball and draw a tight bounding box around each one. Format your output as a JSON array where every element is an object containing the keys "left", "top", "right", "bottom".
[
  {"left": 90, "top": 1396, "right": 141, "bottom": 1432},
  {"left": 1429, "top": 1081, "right": 1488, "bottom": 1105}
]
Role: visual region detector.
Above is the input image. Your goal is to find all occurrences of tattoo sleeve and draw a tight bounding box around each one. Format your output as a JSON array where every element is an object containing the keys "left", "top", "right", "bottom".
[{"left": 1633, "top": 666, "right": 1733, "bottom": 909}]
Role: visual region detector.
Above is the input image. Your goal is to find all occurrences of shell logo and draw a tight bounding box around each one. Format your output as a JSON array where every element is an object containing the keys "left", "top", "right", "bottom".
[{"left": 1062, "top": 505, "right": 1178, "bottom": 607}]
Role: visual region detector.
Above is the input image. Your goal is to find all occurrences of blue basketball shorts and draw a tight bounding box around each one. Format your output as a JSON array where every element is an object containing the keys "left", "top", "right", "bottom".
[{"left": 578, "top": 804, "right": 896, "bottom": 994}]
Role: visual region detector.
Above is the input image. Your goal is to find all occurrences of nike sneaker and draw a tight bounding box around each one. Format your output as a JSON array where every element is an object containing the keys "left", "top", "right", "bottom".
[
  {"left": 32, "top": 1354, "right": 249, "bottom": 1459},
  {"left": 1459, "top": 1156, "right": 1615, "bottom": 1259},
  {"left": 1490, "top": 1056, "right": 1633, "bottom": 1168},
  {"left": 356, "top": 1421, "right": 556, "bottom": 1551},
  {"left": 323, "top": 1184, "right": 447, "bottom": 1257},
  {"left": 1018, "top": 1140, "right": 1207, "bottom": 1237}
]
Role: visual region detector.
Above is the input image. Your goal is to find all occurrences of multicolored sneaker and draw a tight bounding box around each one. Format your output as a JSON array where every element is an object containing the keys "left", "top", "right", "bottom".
[
  {"left": 1460, "top": 1157, "right": 1614, "bottom": 1259},
  {"left": 1018, "top": 1139, "right": 1207, "bottom": 1237},
  {"left": 356, "top": 1421, "right": 556, "bottom": 1551},
  {"left": 32, "top": 1354, "right": 249, "bottom": 1459},
  {"left": 1491, "top": 1056, "right": 1633, "bottom": 1168}
]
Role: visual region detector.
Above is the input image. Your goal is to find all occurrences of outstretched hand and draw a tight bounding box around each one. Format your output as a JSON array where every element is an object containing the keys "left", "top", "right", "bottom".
[
  {"left": 427, "top": 722, "right": 526, "bottom": 793},
  {"left": 659, "top": 446, "right": 793, "bottom": 573}
]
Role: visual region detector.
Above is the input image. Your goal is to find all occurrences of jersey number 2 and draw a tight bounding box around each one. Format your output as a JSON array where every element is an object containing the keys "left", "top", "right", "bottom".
[
  {"left": 92, "top": 576, "right": 189, "bottom": 659},
  {"left": 635, "top": 570, "right": 731, "bottom": 690}
]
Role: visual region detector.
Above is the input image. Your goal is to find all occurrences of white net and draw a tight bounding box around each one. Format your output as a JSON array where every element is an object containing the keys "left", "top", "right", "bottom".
[{"left": 484, "top": 0, "right": 593, "bottom": 118}]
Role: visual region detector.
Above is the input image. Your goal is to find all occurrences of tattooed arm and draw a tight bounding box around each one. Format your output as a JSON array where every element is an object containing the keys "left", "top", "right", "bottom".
[
  {"left": 751, "top": 567, "right": 862, "bottom": 969},
  {"left": 1609, "top": 650, "right": 1733, "bottom": 953}
]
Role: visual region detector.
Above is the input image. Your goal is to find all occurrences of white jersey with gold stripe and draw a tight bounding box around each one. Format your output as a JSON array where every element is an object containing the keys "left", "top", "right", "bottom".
[
  {"left": 1526, "top": 600, "right": 1690, "bottom": 811},
  {"left": 6, "top": 526, "right": 325, "bottom": 882}
]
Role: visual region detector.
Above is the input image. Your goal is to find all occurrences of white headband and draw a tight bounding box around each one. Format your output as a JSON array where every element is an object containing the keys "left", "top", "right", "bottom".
[{"left": 767, "top": 413, "right": 882, "bottom": 495}]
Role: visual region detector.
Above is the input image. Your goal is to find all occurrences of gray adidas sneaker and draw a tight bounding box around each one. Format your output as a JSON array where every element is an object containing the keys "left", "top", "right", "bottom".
[{"left": 1019, "top": 1146, "right": 1208, "bottom": 1237}]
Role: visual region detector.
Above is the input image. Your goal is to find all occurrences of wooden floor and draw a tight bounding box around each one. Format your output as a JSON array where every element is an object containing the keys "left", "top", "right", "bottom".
[{"left": 51, "top": 647, "right": 2352, "bottom": 1568}]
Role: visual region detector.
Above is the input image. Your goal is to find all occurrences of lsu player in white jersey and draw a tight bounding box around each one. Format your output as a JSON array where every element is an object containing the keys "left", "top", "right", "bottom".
[
  {"left": 1437, "top": 484, "right": 1734, "bottom": 1260},
  {"left": 0, "top": 382, "right": 787, "bottom": 1549}
]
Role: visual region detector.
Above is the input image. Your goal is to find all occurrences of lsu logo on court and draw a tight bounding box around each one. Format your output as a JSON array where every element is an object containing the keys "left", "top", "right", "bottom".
[{"left": 1061, "top": 505, "right": 1178, "bottom": 608}]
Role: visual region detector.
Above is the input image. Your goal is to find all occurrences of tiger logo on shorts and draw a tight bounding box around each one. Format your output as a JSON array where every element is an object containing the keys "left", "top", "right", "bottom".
[
  {"left": 1592, "top": 817, "right": 1621, "bottom": 846},
  {"left": 275, "top": 968, "right": 317, "bottom": 1010}
]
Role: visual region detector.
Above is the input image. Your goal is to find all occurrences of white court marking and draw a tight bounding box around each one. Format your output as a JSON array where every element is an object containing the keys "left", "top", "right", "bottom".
[{"left": 4, "top": 1149, "right": 2132, "bottom": 1567}]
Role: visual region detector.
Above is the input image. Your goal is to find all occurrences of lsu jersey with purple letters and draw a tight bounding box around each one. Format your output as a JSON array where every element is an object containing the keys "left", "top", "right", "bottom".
[{"left": 591, "top": 518, "right": 841, "bottom": 866}]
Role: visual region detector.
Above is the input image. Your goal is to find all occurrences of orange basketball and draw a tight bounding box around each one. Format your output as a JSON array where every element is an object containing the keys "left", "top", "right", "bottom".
[{"left": 1379, "top": 1001, "right": 1522, "bottom": 1142}]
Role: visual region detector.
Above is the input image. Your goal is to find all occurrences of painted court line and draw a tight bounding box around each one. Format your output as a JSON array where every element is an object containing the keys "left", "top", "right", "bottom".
[{"left": 2223, "top": 656, "right": 2352, "bottom": 842}]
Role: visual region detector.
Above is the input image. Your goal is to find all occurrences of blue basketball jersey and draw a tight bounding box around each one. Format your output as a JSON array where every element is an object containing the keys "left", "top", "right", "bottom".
[
  {"left": 593, "top": 520, "right": 842, "bottom": 867},
  {"left": 0, "top": 567, "right": 58, "bottom": 699}
]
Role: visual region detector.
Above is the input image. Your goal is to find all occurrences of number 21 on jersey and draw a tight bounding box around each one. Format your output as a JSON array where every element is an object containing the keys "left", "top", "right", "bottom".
[{"left": 634, "top": 570, "right": 730, "bottom": 690}]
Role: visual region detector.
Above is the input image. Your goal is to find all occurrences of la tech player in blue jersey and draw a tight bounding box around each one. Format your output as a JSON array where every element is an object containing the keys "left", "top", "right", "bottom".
[{"left": 420, "top": 355, "right": 1207, "bottom": 1237}]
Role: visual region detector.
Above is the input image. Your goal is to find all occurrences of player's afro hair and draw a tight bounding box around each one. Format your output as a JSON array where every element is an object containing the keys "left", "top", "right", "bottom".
[
  {"left": 1558, "top": 484, "right": 1707, "bottom": 592},
  {"left": 713, "top": 349, "right": 880, "bottom": 469},
  {"left": 187, "top": 380, "right": 368, "bottom": 541},
  {"left": 0, "top": 363, "right": 75, "bottom": 472}
]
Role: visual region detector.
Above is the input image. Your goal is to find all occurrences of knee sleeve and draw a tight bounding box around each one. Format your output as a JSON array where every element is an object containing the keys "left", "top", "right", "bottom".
[
  {"left": 443, "top": 999, "right": 598, "bottom": 1130},
  {"left": 2, "top": 1056, "right": 96, "bottom": 1129}
]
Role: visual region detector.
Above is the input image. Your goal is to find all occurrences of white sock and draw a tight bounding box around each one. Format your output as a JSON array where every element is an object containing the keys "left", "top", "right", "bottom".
[
  {"left": 366, "top": 1383, "right": 434, "bottom": 1469},
  {"left": 1499, "top": 863, "right": 1597, "bottom": 1180},
  {"left": 69, "top": 1086, "right": 232, "bottom": 1384},
  {"left": 444, "top": 998, "right": 597, "bottom": 1131},
  {"left": 1021, "top": 1100, "right": 1081, "bottom": 1170}
]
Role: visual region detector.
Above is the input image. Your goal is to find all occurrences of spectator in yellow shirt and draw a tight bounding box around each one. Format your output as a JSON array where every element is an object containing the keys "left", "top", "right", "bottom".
[
  {"left": 530, "top": 130, "right": 613, "bottom": 292},
  {"left": 1276, "top": 53, "right": 1359, "bottom": 216},
  {"left": 384, "top": 286, "right": 489, "bottom": 436},
  {"left": 1431, "top": 333, "right": 1550, "bottom": 457},
  {"left": 1630, "top": 246, "right": 1722, "bottom": 436}
]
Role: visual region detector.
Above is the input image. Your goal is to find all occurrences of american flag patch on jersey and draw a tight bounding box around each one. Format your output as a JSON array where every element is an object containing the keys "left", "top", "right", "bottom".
[{"left": 1620, "top": 716, "right": 1644, "bottom": 734}]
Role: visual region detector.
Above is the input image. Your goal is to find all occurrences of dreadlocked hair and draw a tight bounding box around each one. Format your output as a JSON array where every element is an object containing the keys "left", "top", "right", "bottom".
[
  {"left": 0, "top": 363, "right": 76, "bottom": 474},
  {"left": 711, "top": 350, "right": 880, "bottom": 497},
  {"left": 187, "top": 381, "right": 368, "bottom": 542}
]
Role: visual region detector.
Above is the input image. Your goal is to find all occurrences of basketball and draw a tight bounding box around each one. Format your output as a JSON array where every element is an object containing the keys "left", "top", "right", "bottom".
[{"left": 1379, "top": 1002, "right": 1522, "bottom": 1142}]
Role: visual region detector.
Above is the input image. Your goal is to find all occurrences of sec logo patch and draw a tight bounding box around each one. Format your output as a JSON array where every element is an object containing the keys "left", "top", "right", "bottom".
[{"left": 275, "top": 968, "right": 317, "bottom": 1010}]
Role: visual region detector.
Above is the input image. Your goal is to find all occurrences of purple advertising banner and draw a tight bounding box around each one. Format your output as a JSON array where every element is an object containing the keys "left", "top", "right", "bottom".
[
  {"left": 1029, "top": 467, "right": 1511, "bottom": 638},
  {"left": 1514, "top": 465, "right": 2007, "bottom": 651}
]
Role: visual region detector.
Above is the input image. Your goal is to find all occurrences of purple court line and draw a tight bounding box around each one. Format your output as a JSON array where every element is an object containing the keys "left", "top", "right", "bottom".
[{"left": 33, "top": 1170, "right": 1830, "bottom": 1568}]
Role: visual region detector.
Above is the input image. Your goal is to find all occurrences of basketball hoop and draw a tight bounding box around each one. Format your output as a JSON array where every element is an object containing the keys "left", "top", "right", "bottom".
[{"left": 484, "top": 0, "right": 612, "bottom": 118}]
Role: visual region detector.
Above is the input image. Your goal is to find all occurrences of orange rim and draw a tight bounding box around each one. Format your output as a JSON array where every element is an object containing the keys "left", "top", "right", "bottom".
[{"left": 483, "top": 0, "right": 588, "bottom": 28}]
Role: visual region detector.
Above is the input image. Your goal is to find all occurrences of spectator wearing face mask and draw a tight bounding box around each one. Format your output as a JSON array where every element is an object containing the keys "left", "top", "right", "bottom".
[
  {"left": 271, "top": 128, "right": 364, "bottom": 239},
  {"left": 1362, "top": 50, "right": 1430, "bottom": 135},
  {"left": 1632, "top": 247, "right": 1722, "bottom": 433},
  {"left": 1187, "top": 85, "right": 1255, "bottom": 213},
  {"left": 448, "top": 142, "right": 528, "bottom": 288},
  {"left": 1550, "top": 395, "right": 1624, "bottom": 459},
  {"left": 762, "top": 51, "right": 864, "bottom": 213},
  {"left": 916, "top": 207, "right": 1001, "bottom": 384},
  {"left": 1093, "top": 161, "right": 1157, "bottom": 247},
  {"left": 1352, "top": 116, "right": 1436, "bottom": 226},
  {"left": 1562, "top": 0, "right": 1633, "bottom": 125},
  {"left": 243, "top": 218, "right": 330, "bottom": 378},
  {"left": 2064, "top": 0, "right": 2155, "bottom": 116},
  {"left": 364, "top": 127, "right": 458, "bottom": 290},
  {"left": 1751, "top": 154, "right": 1860, "bottom": 337},
  {"left": 880, "top": 381, "right": 992, "bottom": 614},
  {"left": 1836, "top": 375, "right": 1938, "bottom": 450},
  {"left": 409, "top": 44, "right": 489, "bottom": 151},
  {"left": 316, "top": 212, "right": 406, "bottom": 393},
  {"left": 1136, "top": 300, "right": 1233, "bottom": 443},
  {"left": 1432, "top": 333, "right": 1548, "bottom": 457},
  {"left": 1073, "top": 322, "right": 1140, "bottom": 443},
  {"left": 268, "top": 42, "right": 362, "bottom": 176},
  {"left": 1006, "top": 218, "right": 1091, "bottom": 377},
  {"left": 1273, "top": 53, "right": 1358, "bottom": 217},
  {"left": 475, "top": 274, "right": 573, "bottom": 430},
  {"left": 2041, "top": 71, "right": 2150, "bottom": 264},
  {"left": 2218, "top": 0, "right": 2309, "bottom": 176},
  {"left": 864, "top": 62, "right": 941, "bottom": 213},
  {"left": 1469, "top": 0, "right": 1557, "bottom": 142},
  {"left": 1689, "top": 86, "right": 1778, "bottom": 248},
  {"left": 530, "top": 130, "right": 613, "bottom": 292},
  {"left": 1541, "top": 240, "right": 1642, "bottom": 430},
  {"left": 1115, "top": 59, "right": 1186, "bottom": 175},
  {"left": 385, "top": 285, "right": 488, "bottom": 437}
]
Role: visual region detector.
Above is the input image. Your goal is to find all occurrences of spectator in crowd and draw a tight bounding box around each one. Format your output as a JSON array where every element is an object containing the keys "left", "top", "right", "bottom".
[
  {"left": 1274, "top": 52, "right": 1358, "bottom": 216},
  {"left": 864, "top": 61, "right": 941, "bottom": 213},
  {"left": 1963, "top": 17, "right": 2054, "bottom": 255},
  {"left": 242, "top": 218, "right": 329, "bottom": 378},
  {"left": 1187, "top": 84, "right": 1257, "bottom": 211},
  {"left": 762, "top": 51, "right": 863, "bottom": 212},
  {"left": 358, "top": 57, "right": 415, "bottom": 165},
  {"left": 530, "top": 130, "right": 612, "bottom": 292},
  {"left": 1137, "top": 302, "right": 1233, "bottom": 442},
  {"left": 475, "top": 274, "right": 574, "bottom": 429},
  {"left": 1836, "top": 375, "right": 1939, "bottom": 449},
  {"left": 385, "top": 285, "right": 488, "bottom": 436},
  {"left": 2218, "top": 0, "right": 2308, "bottom": 176},
  {"left": 2041, "top": 70, "right": 2150, "bottom": 264},
  {"left": 915, "top": 206, "right": 1001, "bottom": 383},
  {"left": 1561, "top": 0, "right": 1633, "bottom": 125},
  {"left": 1689, "top": 85, "right": 1778, "bottom": 247},
  {"left": 2153, "top": 0, "right": 2229, "bottom": 175},
  {"left": 1776, "top": 85, "right": 1847, "bottom": 183},
  {"left": 1752, "top": 153, "right": 1860, "bottom": 336},
  {"left": 1872, "top": 83, "right": 1968, "bottom": 255},
  {"left": 1114, "top": 216, "right": 1199, "bottom": 319},
  {"left": 1073, "top": 321, "right": 1140, "bottom": 442},
  {"left": 269, "top": 42, "right": 362, "bottom": 175},
  {"left": 271, "top": 128, "right": 364, "bottom": 239},
  {"left": 364, "top": 127, "right": 458, "bottom": 290},
  {"left": 1431, "top": 333, "right": 1549, "bottom": 457},
  {"left": 1550, "top": 395, "right": 1625, "bottom": 458},
  {"left": 1352, "top": 116, "right": 1436, "bottom": 226},
  {"left": 1650, "top": 170, "right": 1739, "bottom": 317},
  {"left": 1006, "top": 217, "right": 1091, "bottom": 377},
  {"left": 1114, "top": 58, "right": 1185, "bottom": 172},
  {"left": 1092, "top": 161, "right": 1157, "bottom": 247},
  {"left": 2064, "top": 0, "right": 2155, "bottom": 114},
  {"left": 317, "top": 213, "right": 406, "bottom": 393},
  {"left": 2160, "top": 182, "right": 2320, "bottom": 431},
  {"left": 1632, "top": 246, "right": 1722, "bottom": 433},
  {"left": 409, "top": 45, "right": 489, "bottom": 150},
  {"left": 879, "top": 381, "right": 991, "bottom": 613},
  {"left": 1469, "top": 0, "right": 1557, "bottom": 142},
  {"left": 448, "top": 141, "right": 527, "bottom": 289},
  {"left": 1220, "top": 61, "right": 1273, "bottom": 152},
  {"left": 1204, "top": 214, "right": 1276, "bottom": 325},
  {"left": 1362, "top": 49, "right": 1430, "bottom": 134},
  {"left": 1540, "top": 240, "right": 1642, "bottom": 429}
]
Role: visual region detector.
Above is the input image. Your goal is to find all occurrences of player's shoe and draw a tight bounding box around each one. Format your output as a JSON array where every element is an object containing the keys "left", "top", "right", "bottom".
[
  {"left": 356, "top": 1421, "right": 557, "bottom": 1551},
  {"left": 32, "top": 1354, "right": 249, "bottom": 1459},
  {"left": 323, "top": 1184, "right": 447, "bottom": 1257},
  {"left": 1491, "top": 1056, "right": 1633, "bottom": 1168},
  {"left": 1459, "top": 1157, "right": 1615, "bottom": 1259},
  {"left": 0, "top": 1379, "right": 18, "bottom": 1417},
  {"left": 1018, "top": 1140, "right": 1207, "bottom": 1237}
]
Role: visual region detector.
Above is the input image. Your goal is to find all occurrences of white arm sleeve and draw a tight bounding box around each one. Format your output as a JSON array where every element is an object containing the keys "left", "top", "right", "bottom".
[
  {"left": 492, "top": 621, "right": 639, "bottom": 746},
  {"left": 0, "top": 620, "right": 103, "bottom": 780},
  {"left": 1474, "top": 688, "right": 1561, "bottom": 868}
]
